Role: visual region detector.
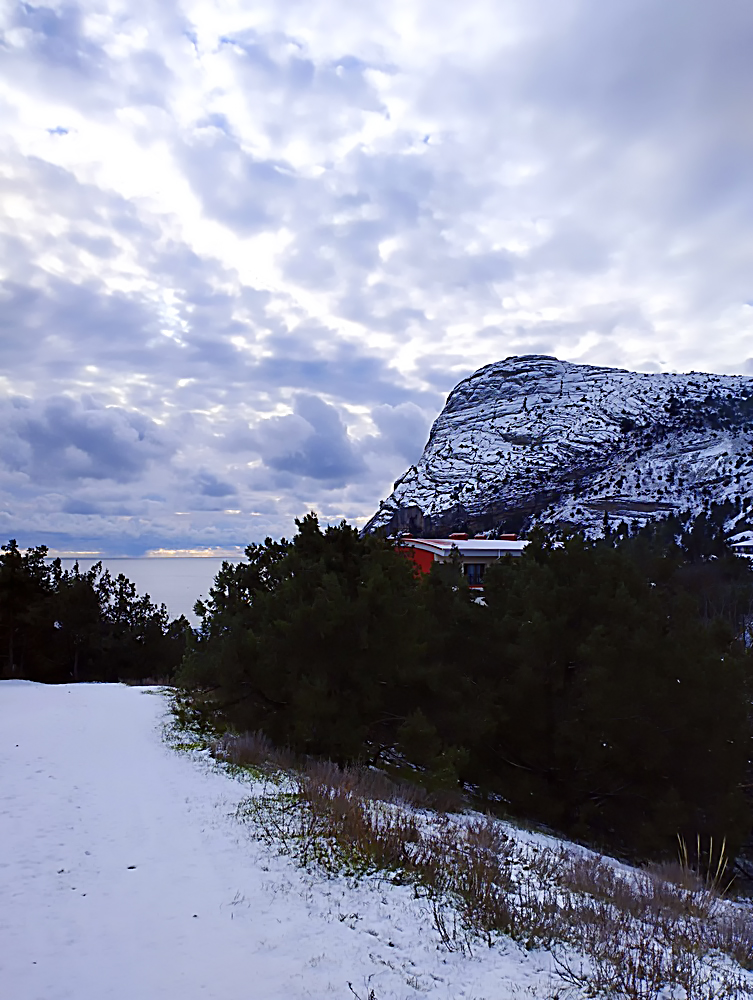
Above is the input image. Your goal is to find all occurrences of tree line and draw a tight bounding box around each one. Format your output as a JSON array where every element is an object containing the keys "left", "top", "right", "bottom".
[
  {"left": 178, "top": 509, "right": 753, "bottom": 860},
  {"left": 4, "top": 509, "right": 753, "bottom": 861},
  {"left": 0, "top": 540, "right": 190, "bottom": 683}
]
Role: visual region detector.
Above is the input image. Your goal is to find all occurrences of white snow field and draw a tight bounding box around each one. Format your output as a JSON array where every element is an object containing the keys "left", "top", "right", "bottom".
[{"left": 0, "top": 681, "right": 554, "bottom": 1000}]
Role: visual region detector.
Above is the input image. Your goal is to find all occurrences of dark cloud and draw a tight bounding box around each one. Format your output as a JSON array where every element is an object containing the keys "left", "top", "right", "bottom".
[
  {"left": 279, "top": 147, "right": 437, "bottom": 295},
  {"left": 369, "top": 403, "right": 431, "bottom": 464},
  {"left": 59, "top": 498, "right": 101, "bottom": 515},
  {"left": 1, "top": 396, "right": 175, "bottom": 484},
  {"left": 284, "top": 218, "right": 387, "bottom": 287},
  {"left": 250, "top": 332, "right": 440, "bottom": 407},
  {"left": 0, "top": 274, "right": 167, "bottom": 375},
  {"left": 194, "top": 472, "right": 237, "bottom": 498},
  {"left": 252, "top": 394, "right": 365, "bottom": 484}
]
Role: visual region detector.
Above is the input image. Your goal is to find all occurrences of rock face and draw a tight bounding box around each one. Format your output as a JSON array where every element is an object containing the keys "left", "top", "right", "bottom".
[{"left": 365, "top": 355, "right": 753, "bottom": 538}]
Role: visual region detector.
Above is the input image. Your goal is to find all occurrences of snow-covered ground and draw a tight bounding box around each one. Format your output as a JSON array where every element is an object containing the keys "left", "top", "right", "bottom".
[{"left": 0, "top": 681, "right": 556, "bottom": 1000}]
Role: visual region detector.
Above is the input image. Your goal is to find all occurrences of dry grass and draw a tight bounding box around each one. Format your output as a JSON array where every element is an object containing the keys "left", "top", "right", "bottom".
[
  {"left": 212, "top": 730, "right": 451, "bottom": 808},
  {"left": 212, "top": 730, "right": 299, "bottom": 777},
  {"left": 222, "top": 731, "right": 753, "bottom": 1000},
  {"left": 163, "top": 720, "right": 753, "bottom": 1000}
]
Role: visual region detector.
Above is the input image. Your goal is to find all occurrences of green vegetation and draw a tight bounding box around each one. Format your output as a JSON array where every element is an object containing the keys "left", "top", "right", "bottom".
[
  {"left": 0, "top": 540, "right": 190, "bottom": 683},
  {"left": 5, "top": 506, "right": 752, "bottom": 863},
  {"left": 177, "top": 509, "right": 753, "bottom": 862}
]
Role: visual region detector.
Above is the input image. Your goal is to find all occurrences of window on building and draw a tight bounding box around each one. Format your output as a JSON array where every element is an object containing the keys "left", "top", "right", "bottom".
[{"left": 464, "top": 563, "right": 485, "bottom": 586}]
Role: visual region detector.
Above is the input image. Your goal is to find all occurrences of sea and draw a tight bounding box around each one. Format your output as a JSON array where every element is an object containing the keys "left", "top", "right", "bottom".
[{"left": 53, "top": 557, "right": 238, "bottom": 625}]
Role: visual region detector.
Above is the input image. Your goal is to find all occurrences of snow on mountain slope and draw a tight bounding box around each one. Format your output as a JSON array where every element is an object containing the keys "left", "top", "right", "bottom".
[{"left": 366, "top": 355, "right": 753, "bottom": 537}]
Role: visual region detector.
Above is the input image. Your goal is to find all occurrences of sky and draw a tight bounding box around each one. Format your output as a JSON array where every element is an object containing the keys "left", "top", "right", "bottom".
[{"left": 2, "top": 0, "right": 753, "bottom": 555}]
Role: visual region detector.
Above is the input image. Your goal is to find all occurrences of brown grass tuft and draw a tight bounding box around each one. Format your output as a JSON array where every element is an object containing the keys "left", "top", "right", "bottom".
[{"left": 216, "top": 728, "right": 753, "bottom": 1000}]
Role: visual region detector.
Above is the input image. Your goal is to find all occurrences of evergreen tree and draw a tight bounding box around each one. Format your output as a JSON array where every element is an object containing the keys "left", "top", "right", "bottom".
[
  {"left": 0, "top": 541, "right": 56, "bottom": 678},
  {"left": 475, "top": 525, "right": 752, "bottom": 856},
  {"left": 179, "top": 514, "right": 424, "bottom": 762},
  {"left": 0, "top": 541, "right": 189, "bottom": 683},
  {"left": 177, "top": 510, "right": 753, "bottom": 860}
]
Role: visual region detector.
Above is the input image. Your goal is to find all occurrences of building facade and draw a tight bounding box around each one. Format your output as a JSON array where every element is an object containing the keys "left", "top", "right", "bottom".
[{"left": 396, "top": 533, "right": 527, "bottom": 587}]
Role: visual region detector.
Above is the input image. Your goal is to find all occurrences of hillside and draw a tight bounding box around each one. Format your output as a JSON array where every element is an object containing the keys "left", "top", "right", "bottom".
[
  {"left": 5, "top": 681, "right": 753, "bottom": 1000},
  {"left": 0, "top": 682, "right": 545, "bottom": 999},
  {"left": 365, "top": 355, "right": 753, "bottom": 538}
]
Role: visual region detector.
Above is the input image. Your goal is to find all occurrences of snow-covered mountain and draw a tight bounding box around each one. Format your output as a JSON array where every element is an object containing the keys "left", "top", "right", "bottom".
[{"left": 366, "top": 355, "right": 753, "bottom": 538}]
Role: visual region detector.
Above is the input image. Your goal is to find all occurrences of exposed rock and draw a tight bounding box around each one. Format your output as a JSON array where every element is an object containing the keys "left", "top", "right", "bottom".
[{"left": 365, "top": 355, "right": 753, "bottom": 537}]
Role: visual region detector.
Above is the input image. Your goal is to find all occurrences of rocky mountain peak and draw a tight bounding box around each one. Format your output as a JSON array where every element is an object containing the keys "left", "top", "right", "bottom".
[{"left": 366, "top": 356, "right": 753, "bottom": 539}]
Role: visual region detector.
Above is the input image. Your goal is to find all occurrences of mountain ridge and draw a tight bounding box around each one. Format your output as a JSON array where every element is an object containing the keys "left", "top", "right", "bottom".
[{"left": 365, "top": 355, "right": 753, "bottom": 538}]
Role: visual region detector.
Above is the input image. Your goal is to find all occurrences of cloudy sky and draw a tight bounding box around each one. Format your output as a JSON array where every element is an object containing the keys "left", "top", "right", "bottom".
[{"left": 2, "top": 0, "right": 753, "bottom": 554}]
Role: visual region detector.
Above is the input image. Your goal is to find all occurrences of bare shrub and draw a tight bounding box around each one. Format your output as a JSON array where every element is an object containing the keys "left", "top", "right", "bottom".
[
  {"left": 555, "top": 934, "right": 679, "bottom": 1000},
  {"left": 227, "top": 728, "right": 753, "bottom": 999},
  {"left": 713, "top": 911, "right": 753, "bottom": 971},
  {"left": 303, "top": 758, "right": 429, "bottom": 809},
  {"left": 557, "top": 853, "right": 623, "bottom": 901},
  {"left": 240, "top": 769, "right": 427, "bottom": 879},
  {"left": 214, "top": 730, "right": 444, "bottom": 808},
  {"left": 212, "top": 731, "right": 298, "bottom": 775},
  {"left": 556, "top": 927, "right": 753, "bottom": 1000},
  {"left": 645, "top": 858, "right": 705, "bottom": 892},
  {"left": 430, "top": 897, "right": 473, "bottom": 955}
]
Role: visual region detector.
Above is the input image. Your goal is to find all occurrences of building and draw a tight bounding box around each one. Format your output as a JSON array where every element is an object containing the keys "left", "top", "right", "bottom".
[
  {"left": 396, "top": 532, "right": 527, "bottom": 587},
  {"left": 731, "top": 537, "right": 753, "bottom": 558}
]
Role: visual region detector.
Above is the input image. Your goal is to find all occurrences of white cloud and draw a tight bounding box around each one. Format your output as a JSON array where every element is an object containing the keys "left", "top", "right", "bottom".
[{"left": 2, "top": 0, "right": 753, "bottom": 550}]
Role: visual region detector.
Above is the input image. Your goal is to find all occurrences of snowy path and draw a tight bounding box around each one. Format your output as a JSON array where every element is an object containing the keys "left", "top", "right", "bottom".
[{"left": 0, "top": 682, "right": 548, "bottom": 1000}]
